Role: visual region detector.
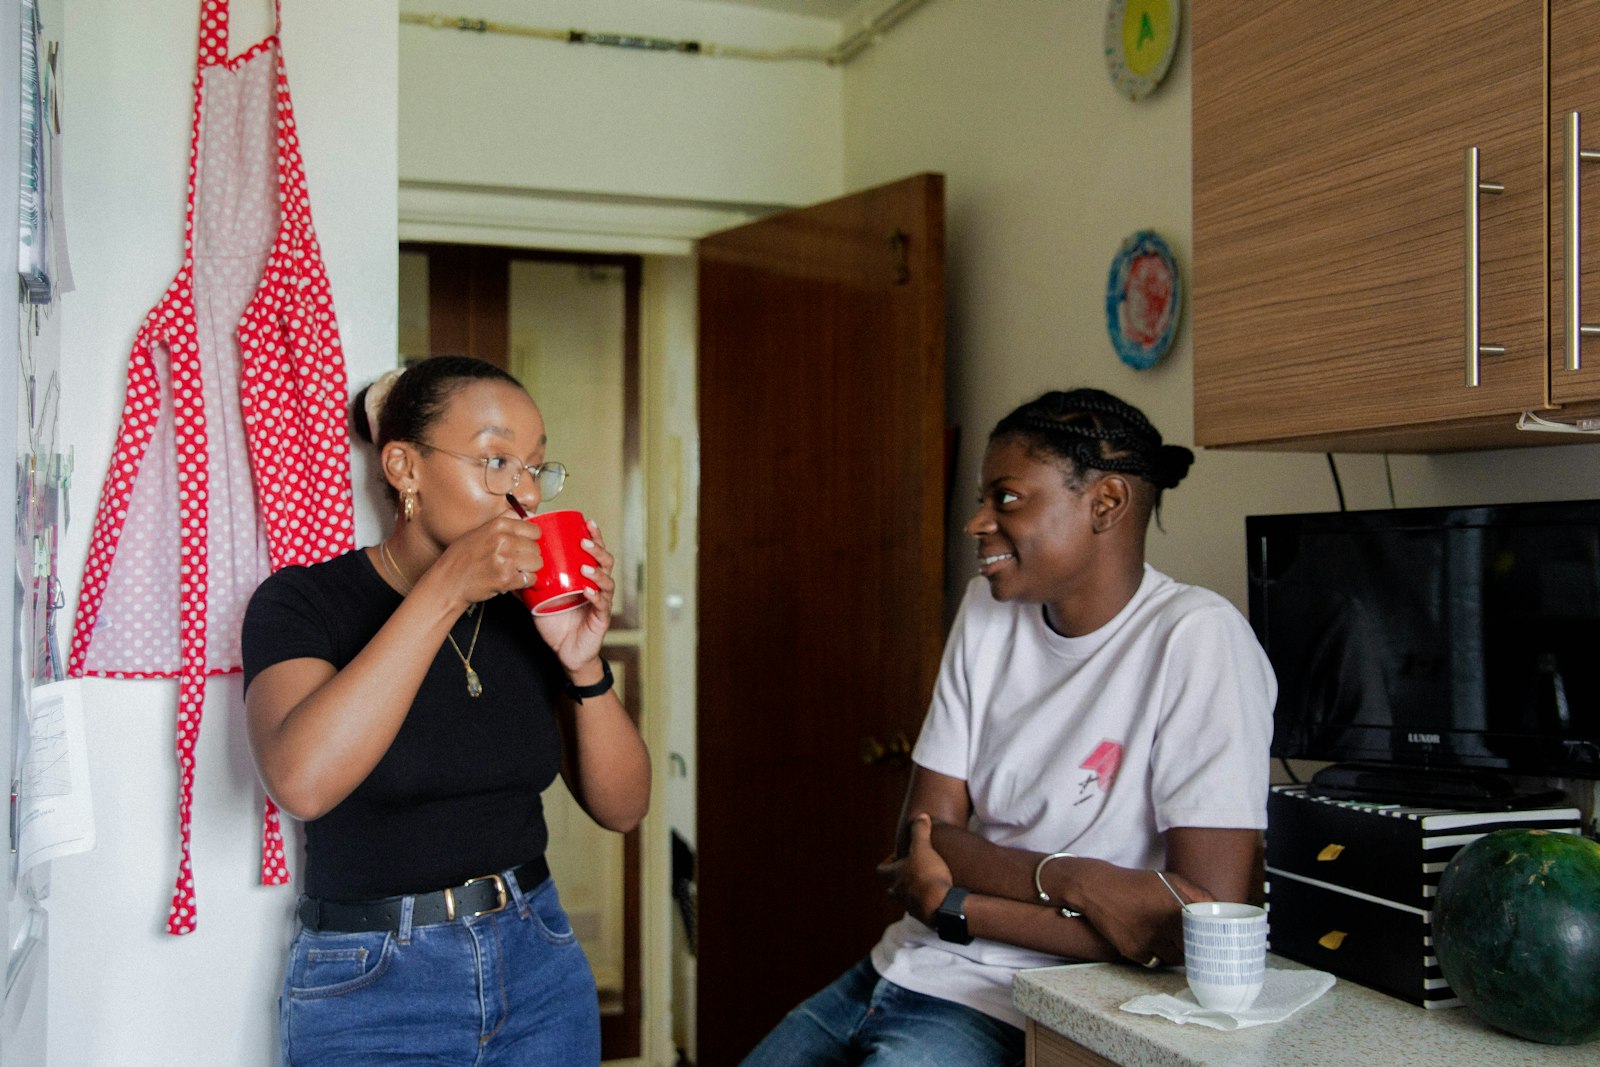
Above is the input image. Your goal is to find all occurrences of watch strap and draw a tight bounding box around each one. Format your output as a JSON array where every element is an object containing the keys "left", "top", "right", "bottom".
[{"left": 564, "top": 658, "right": 614, "bottom": 702}]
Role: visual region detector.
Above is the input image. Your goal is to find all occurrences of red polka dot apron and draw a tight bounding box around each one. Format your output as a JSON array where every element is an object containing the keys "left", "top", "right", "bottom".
[{"left": 68, "top": 0, "right": 354, "bottom": 934}]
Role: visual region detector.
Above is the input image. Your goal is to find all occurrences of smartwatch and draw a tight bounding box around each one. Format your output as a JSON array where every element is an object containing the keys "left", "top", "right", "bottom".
[{"left": 934, "top": 886, "right": 975, "bottom": 945}]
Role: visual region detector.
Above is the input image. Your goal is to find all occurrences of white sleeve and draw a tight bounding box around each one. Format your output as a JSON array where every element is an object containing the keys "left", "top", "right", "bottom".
[
  {"left": 1148, "top": 601, "right": 1277, "bottom": 832},
  {"left": 910, "top": 582, "right": 981, "bottom": 781}
]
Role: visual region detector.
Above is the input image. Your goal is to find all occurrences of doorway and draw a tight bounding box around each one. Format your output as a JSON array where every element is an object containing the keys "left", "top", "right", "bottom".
[{"left": 398, "top": 243, "right": 645, "bottom": 1060}]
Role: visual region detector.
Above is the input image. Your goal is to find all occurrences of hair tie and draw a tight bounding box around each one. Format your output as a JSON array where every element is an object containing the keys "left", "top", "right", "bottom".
[{"left": 363, "top": 367, "right": 405, "bottom": 440}]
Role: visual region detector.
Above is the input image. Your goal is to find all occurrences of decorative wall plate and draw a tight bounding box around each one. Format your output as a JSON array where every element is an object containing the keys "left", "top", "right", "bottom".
[
  {"left": 1104, "top": 0, "right": 1181, "bottom": 101},
  {"left": 1106, "top": 230, "right": 1181, "bottom": 371}
]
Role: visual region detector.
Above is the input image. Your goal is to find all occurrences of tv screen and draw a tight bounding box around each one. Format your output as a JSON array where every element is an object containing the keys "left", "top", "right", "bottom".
[{"left": 1247, "top": 501, "right": 1600, "bottom": 781}]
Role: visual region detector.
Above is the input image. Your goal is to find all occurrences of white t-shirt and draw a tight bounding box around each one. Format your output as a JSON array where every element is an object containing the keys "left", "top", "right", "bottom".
[{"left": 870, "top": 566, "right": 1276, "bottom": 1028}]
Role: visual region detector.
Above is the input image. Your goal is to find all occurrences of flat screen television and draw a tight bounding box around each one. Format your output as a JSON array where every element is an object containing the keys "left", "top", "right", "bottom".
[{"left": 1247, "top": 500, "right": 1600, "bottom": 807}]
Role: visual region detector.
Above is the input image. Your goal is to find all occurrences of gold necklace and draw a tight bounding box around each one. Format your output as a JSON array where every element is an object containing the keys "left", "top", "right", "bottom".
[{"left": 380, "top": 540, "right": 485, "bottom": 698}]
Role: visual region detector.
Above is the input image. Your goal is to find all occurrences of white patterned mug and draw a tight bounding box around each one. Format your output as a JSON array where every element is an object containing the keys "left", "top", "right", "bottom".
[{"left": 1181, "top": 901, "right": 1267, "bottom": 1012}]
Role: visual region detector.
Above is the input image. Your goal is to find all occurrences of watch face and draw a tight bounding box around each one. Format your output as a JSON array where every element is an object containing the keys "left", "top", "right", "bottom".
[
  {"left": 935, "top": 887, "right": 974, "bottom": 945},
  {"left": 1104, "top": 0, "right": 1181, "bottom": 101}
]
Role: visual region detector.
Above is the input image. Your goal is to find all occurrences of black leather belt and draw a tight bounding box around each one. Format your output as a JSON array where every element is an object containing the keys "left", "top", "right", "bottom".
[{"left": 297, "top": 857, "right": 550, "bottom": 933}]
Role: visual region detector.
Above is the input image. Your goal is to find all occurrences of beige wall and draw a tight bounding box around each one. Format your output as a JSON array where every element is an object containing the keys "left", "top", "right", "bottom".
[
  {"left": 399, "top": 0, "right": 845, "bottom": 207},
  {"left": 841, "top": 0, "right": 1600, "bottom": 616}
]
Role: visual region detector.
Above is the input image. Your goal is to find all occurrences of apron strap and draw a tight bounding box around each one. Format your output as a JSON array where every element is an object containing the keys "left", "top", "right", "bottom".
[
  {"left": 197, "top": 0, "right": 282, "bottom": 67},
  {"left": 197, "top": 0, "right": 230, "bottom": 67}
]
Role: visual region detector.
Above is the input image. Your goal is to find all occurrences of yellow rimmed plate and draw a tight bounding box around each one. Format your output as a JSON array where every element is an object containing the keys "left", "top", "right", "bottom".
[{"left": 1104, "top": 0, "right": 1181, "bottom": 101}]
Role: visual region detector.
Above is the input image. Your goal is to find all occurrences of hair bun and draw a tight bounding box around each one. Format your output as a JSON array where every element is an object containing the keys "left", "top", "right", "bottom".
[{"left": 1151, "top": 444, "right": 1195, "bottom": 490}]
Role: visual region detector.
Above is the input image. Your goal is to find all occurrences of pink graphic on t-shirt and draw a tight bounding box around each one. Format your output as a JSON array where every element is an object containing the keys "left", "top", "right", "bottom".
[{"left": 1080, "top": 741, "right": 1124, "bottom": 791}]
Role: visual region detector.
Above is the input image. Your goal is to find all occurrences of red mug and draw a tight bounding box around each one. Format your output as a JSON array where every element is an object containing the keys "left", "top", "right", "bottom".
[{"left": 517, "top": 509, "right": 599, "bottom": 615}]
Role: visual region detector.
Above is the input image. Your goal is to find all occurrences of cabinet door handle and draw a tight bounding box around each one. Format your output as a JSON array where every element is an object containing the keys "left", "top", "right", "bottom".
[
  {"left": 1564, "top": 112, "right": 1600, "bottom": 371},
  {"left": 1464, "top": 146, "right": 1506, "bottom": 388}
]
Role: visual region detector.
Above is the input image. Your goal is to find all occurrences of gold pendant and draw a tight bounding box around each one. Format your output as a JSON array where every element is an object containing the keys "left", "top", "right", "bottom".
[{"left": 465, "top": 667, "right": 483, "bottom": 698}]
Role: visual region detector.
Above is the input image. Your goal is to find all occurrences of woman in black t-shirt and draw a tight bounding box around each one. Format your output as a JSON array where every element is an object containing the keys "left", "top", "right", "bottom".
[{"left": 242, "top": 355, "right": 649, "bottom": 1066}]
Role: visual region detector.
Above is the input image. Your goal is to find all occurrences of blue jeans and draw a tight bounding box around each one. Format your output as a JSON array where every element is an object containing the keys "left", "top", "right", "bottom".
[
  {"left": 741, "top": 958, "right": 1025, "bottom": 1067},
  {"left": 279, "top": 872, "right": 598, "bottom": 1066}
]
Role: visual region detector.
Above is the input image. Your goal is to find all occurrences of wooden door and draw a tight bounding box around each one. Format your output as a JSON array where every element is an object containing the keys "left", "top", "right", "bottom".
[
  {"left": 1193, "top": 1, "right": 1546, "bottom": 450},
  {"left": 696, "top": 174, "right": 946, "bottom": 1065},
  {"left": 1551, "top": 0, "right": 1600, "bottom": 405}
]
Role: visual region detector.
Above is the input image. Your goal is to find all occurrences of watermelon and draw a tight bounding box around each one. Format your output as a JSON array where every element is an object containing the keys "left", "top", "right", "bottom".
[{"left": 1433, "top": 828, "right": 1600, "bottom": 1045}]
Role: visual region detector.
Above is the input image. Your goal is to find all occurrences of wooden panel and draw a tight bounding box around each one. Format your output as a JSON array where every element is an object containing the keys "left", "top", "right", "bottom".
[
  {"left": 696, "top": 175, "right": 946, "bottom": 1065},
  {"left": 1205, "top": 399, "right": 1600, "bottom": 453},
  {"left": 1028, "top": 1019, "right": 1120, "bottom": 1067},
  {"left": 425, "top": 244, "right": 509, "bottom": 367},
  {"left": 1550, "top": 0, "right": 1600, "bottom": 403},
  {"left": 1193, "top": 1, "right": 1547, "bottom": 448}
]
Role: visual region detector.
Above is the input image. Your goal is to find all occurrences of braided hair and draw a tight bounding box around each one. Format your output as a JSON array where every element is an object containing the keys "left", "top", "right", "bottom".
[{"left": 991, "top": 389, "right": 1194, "bottom": 510}]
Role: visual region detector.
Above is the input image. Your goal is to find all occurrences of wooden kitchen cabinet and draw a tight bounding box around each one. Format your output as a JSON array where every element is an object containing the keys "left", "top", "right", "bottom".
[
  {"left": 1550, "top": 0, "right": 1600, "bottom": 408},
  {"left": 1193, "top": 1, "right": 1600, "bottom": 451}
]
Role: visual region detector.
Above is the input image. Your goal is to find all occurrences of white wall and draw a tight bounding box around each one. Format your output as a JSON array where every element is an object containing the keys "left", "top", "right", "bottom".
[
  {"left": 48, "top": 2, "right": 395, "bottom": 1065},
  {"left": 399, "top": 0, "right": 844, "bottom": 207},
  {"left": 840, "top": 0, "right": 1600, "bottom": 616}
]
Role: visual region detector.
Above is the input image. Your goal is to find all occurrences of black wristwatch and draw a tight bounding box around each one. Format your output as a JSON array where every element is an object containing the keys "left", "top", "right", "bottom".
[
  {"left": 564, "top": 658, "right": 614, "bottom": 702},
  {"left": 934, "top": 886, "right": 974, "bottom": 945}
]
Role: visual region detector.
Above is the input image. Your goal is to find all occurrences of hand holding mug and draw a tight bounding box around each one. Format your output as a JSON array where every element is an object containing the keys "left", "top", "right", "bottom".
[
  {"left": 516, "top": 509, "right": 602, "bottom": 616},
  {"left": 515, "top": 508, "right": 614, "bottom": 671}
]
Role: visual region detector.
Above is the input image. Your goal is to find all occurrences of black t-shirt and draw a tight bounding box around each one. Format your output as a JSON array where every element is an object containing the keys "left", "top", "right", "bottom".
[{"left": 241, "top": 549, "right": 566, "bottom": 900}]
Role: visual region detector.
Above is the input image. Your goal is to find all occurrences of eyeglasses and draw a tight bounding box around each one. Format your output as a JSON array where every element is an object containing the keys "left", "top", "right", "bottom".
[{"left": 417, "top": 442, "right": 567, "bottom": 500}]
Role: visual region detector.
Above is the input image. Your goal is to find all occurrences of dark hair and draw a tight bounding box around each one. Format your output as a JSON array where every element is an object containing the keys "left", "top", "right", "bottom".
[
  {"left": 991, "top": 388, "right": 1194, "bottom": 506},
  {"left": 351, "top": 355, "right": 521, "bottom": 448}
]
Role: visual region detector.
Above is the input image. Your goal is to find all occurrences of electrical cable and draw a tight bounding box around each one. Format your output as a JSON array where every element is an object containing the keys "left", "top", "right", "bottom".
[
  {"left": 1383, "top": 453, "right": 1397, "bottom": 508},
  {"left": 1325, "top": 453, "right": 1346, "bottom": 511},
  {"left": 1279, "top": 757, "right": 1302, "bottom": 785}
]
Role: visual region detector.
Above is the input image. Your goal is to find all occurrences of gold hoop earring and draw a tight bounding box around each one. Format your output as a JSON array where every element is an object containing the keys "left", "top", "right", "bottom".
[{"left": 402, "top": 489, "right": 417, "bottom": 522}]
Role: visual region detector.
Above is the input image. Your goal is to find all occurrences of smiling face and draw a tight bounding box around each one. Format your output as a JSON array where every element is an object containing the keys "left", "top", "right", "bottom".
[
  {"left": 965, "top": 436, "right": 1147, "bottom": 636},
  {"left": 385, "top": 378, "right": 548, "bottom": 553},
  {"left": 966, "top": 438, "right": 1098, "bottom": 605}
]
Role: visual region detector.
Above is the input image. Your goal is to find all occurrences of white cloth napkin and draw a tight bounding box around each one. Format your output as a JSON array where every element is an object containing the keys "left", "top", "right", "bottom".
[{"left": 1119, "top": 968, "right": 1336, "bottom": 1031}]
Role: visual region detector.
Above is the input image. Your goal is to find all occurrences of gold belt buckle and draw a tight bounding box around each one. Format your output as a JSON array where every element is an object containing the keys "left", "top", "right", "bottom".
[{"left": 443, "top": 873, "right": 509, "bottom": 921}]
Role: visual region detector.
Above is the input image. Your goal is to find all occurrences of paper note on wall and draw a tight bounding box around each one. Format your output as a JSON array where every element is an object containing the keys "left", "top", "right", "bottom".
[{"left": 13, "top": 678, "right": 94, "bottom": 876}]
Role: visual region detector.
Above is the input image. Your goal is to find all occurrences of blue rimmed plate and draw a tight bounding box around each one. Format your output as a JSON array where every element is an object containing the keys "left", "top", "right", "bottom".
[{"left": 1105, "top": 230, "right": 1181, "bottom": 371}]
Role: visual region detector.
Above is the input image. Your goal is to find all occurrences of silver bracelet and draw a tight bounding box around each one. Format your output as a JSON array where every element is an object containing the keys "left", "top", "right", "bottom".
[{"left": 1033, "top": 851, "right": 1081, "bottom": 918}]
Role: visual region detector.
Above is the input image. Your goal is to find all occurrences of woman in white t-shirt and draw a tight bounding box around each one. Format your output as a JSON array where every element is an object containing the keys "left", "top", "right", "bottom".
[{"left": 742, "top": 389, "right": 1276, "bottom": 1066}]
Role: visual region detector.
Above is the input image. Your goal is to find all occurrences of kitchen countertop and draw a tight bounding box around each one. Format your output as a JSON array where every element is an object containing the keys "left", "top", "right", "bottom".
[{"left": 1013, "top": 955, "right": 1596, "bottom": 1066}]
